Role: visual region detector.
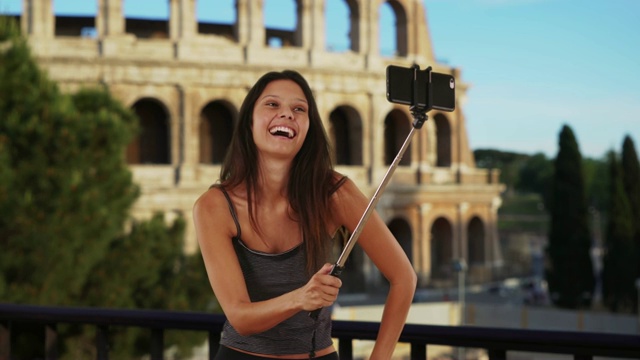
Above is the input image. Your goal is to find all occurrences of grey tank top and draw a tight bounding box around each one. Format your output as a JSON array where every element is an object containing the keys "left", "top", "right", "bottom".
[{"left": 216, "top": 186, "right": 333, "bottom": 356}]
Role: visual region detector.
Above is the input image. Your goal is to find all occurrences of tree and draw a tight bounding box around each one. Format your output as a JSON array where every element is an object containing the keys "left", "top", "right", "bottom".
[
  {"left": 474, "top": 148, "right": 529, "bottom": 193},
  {"left": 545, "top": 125, "right": 595, "bottom": 309},
  {"left": 0, "top": 17, "right": 139, "bottom": 305},
  {"left": 620, "top": 135, "right": 640, "bottom": 310},
  {"left": 601, "top": 151, "right": 636, "bottom": 312},
  {"left": 517, "top": 152, "right": 553, "bottom": 204},
  {"left": 0, "top": 16, "right": 213, "bottom": 357}
]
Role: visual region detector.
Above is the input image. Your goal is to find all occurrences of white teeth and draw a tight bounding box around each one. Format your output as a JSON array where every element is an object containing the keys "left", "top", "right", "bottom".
[{"left": 269, "top": 126, "right": 295, "bottom": 138}]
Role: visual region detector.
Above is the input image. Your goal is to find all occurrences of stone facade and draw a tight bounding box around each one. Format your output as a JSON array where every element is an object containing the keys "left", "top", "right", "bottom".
[{"left": 13, "top": 0, "right": 504, "bottom": 288}]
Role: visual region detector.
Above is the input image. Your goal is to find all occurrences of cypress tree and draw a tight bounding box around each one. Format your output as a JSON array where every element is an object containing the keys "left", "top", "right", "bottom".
[
  {"left": 601, "top": 151, "right": 636, "bottom": 312},
  {"left": 545, "top": 125, "right": 595, "bottom": 309},
  {"left": 620, "top": 135, "right": 640, "bottom": 310}
]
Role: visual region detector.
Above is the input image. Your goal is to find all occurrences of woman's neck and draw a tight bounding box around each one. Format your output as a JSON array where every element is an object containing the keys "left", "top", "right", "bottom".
[{"left": 256, "top": 156, "right": 292, "bottom": 202}]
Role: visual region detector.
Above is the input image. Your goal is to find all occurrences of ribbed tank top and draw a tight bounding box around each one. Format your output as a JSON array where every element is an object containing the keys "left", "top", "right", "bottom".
[{"left": 216, "top": 186, "right": 333, "bottom": 356}]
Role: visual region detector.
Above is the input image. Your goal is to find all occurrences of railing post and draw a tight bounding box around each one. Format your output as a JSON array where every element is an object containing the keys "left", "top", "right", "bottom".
[
  {"left": 338, "top": 338, "right": 353, "bottom": 360},
  {"left": 208, "top": 331, "right": 220, "bottom": 360},
  {"left": 0, "top": 322, "right": 10, "bottom": 360},
  {"left": 96, "top": 325, "right": 109, "bottom": 360},
  {"left": 150, "top": 328, "right": 164, "bottom": 359},
  {"left": 45, "top": 323, "right": 58, "bottom": 360},
  {"left": 410, "top": 342, "right": 427, "bottom": 359},
  {"left": 487, "top": 348, "right": 506, "bottom": 360}
]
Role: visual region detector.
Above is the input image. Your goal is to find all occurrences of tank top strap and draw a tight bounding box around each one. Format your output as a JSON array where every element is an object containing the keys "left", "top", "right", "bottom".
[{"left": 211, "top": 185, "right": 242, "bottom": 239}]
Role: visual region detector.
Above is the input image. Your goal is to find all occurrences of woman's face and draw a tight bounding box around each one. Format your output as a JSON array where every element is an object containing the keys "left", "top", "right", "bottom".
[{"left": 252, "top": 79, "right": 310, "bottom": 160}]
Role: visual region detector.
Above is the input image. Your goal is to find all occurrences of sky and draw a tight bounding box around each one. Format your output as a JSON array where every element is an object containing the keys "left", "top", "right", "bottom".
[{"left": 1, "top": 0, "right": 638, "bottom": 159}]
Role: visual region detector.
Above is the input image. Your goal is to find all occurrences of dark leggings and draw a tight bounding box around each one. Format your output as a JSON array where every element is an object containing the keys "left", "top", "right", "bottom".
[{"left": 214, "top": 345, "right": 339, "bottom": 360}]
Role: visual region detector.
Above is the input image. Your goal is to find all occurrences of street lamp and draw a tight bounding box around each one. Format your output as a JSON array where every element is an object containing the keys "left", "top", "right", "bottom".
[
  {"left": 453, "top": 259, "right": 467, "bottom": 360},
  {"left": 452, "top": 258, "right": 468, "bottom": 325}
]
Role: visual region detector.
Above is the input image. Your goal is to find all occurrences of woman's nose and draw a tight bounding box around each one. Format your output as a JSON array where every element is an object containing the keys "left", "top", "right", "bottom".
[{"left": 280, "top": 111, "right": 293, "bottom": 120}]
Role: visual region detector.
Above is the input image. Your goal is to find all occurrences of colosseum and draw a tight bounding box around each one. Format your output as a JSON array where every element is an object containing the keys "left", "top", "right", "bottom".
[{"left": 9, "top": 0, "right": 504, "bottom": 290}]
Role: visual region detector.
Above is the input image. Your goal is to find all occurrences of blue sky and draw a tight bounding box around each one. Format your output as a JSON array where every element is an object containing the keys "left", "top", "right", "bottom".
[{"left": 1, "top": 0, "right": 638, "bottom": 159}]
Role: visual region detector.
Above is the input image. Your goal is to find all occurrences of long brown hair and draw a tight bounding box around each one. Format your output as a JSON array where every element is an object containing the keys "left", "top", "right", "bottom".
[{"left": 220, "top": 70, "right": 335, "bottom": 275}]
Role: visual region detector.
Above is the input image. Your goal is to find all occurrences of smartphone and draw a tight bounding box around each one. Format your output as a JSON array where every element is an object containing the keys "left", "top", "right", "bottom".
[
  {"left": 386, "top": 65, "right": 414, "bottom": 105},
  {"left": 431, "top": 72, "right": 455, "bottom": 112},
  {"left": 386, "top": 64, "right": 455, "bottom": 112}
]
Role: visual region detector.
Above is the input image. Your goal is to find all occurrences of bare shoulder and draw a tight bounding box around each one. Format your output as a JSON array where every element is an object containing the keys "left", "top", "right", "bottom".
[
  {"left": 331, "top": 175, "right": 365, "bottom": 203},
  {"left": 330, "top": 175, "right": 369, "bottom": 224},
  {"left": 193, "top": 187, "right": 235, "bottom": 240},
  {"left": 193, "top": 186, "right": 227, "bottom": 216}
]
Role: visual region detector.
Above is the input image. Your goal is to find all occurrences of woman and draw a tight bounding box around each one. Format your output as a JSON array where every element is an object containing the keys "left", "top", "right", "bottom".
[{"left": 193, "top": 70, "right": 416, "bottom": 359}]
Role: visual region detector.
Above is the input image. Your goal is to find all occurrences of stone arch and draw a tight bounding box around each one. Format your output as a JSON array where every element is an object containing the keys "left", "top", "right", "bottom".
[
  {"left": 53, "top": 0, "right": 97, "bottom": 37},
  {"left": 199, "top": 100, "right": 237, "bottom": 164},
  {"left": 329, "top": 105, "right": 363, "bottom": 165},
  {"left": 433, "top": 113, "right": 452, "bottom": 167},
  {"left": 197, "top": 0, "right": 236, "bottom": 39},
  {"left": 123, "top": 0, "right": 170, "bottom": 39},
  {"left": 388, "top": 217, "right": 413, "bottom": 264},
  {"left": 127, "top": 98, "right": 171, "bottom": 165},
  {"left": 325, "top": 0, "right": 359, "bottom": 52},
  {"left": 467, "top": 216, "right": 485, "bottom": 266},
  {"left": 384, "top": 109, "right": 411, "bottom": 166},
  {"left": 379, "top": 0, "right": 408, "bottom": 57},
  {"left": 264, "top": 0, "right": 299, "bottom": 47},
  {"left": 430, "top": 216, "right": 453, "bottom": 279}
]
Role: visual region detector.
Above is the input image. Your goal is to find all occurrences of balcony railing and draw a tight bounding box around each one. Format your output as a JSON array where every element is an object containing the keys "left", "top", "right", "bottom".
[{"left": 1, "top": 303, "right": 639, "bottom": 360}]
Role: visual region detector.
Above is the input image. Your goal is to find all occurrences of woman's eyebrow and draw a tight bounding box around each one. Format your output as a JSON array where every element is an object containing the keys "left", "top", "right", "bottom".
[{"left": 260, "top": 94, "right": 307, "bottom": 103}]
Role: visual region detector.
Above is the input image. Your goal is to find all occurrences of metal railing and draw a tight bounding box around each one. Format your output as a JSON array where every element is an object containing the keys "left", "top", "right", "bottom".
[{"left": 1, "top": 303, "right": 639, "bottom": 360}]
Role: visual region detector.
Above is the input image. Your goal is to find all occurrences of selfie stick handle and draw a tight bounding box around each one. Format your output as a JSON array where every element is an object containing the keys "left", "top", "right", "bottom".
[{"left": 309, "top": 109, "right": 428, "bottom": 320}]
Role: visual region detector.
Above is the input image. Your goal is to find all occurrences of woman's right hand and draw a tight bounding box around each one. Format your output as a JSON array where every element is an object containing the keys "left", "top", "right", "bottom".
[{"left": 297, "top": 263, "right": 342, "bottom": 311}]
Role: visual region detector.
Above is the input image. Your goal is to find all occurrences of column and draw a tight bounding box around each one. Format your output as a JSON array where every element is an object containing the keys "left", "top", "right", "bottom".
[
  {"left": 96, "top": 0, "right": 124, "bottom": 37},
  {"left": 21, "top": 0, "right": 54, "bottom": 37},
  {"left": 236, "top": 0, "right": 265, "bottom": 47},
  {"left": 309, "top": 0, "right": 324, "bottom": 51},
  {"left": 297, "top": 0, "right": 312, "bottom": 49},
  {"left": 169, "top": 0, "right": 196, "bottom": 40}
]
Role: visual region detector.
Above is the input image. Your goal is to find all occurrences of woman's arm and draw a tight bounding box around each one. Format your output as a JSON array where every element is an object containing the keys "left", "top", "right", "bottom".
[
  {"left": 193, "top": 188, "right": 342, "bottom": 336},
  {"left": 331, "top": 178, "right": 417, "bottom": 359}
]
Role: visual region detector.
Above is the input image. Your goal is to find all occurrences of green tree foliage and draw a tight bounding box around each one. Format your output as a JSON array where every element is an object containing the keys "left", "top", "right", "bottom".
[
  {"left": 0, "top": 17, "right": 139, "bottom": 305},
  {"left": 516, "top": 152, "right": 553, "bottom": 205},
  {"left": 0, "top": 16, "right": 213, "bottom": 357},
  {"left": 473, "top": 148, "right": 529, "bottom": 192},
  {"left": 601, "top": 151, "right": 636, "bottom": 312},
  {"left": 621, "top": 136, "right": 640, "bottom": 273},
  {"left": 545, "top": 125, "right": 595, "bottom": 309}
]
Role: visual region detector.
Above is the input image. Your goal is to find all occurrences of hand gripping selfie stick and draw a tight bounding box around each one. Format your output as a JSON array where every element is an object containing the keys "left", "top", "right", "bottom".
[{"left": 310, "top": 64, "right": 448, "bottom": 320}]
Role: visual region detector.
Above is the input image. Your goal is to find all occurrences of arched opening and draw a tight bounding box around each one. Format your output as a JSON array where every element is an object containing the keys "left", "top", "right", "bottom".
[
  {"left": 379, "top": 0, "right": 408, "bottom": 57},
  {"left": 123, "top": 0, "right": 170, "bottom": 39},
  {"left": 264, "top": 0, "right": 299, "bottom": 47},
  {"left": 388, "top": 218, "right": 413, "bottom": 263},
  {"left": 197, "top": 0, "right": 236, "bottom": 40},
  {"left": 329, "top": 106, "right": 363, "bottom": 165},
  {"left": 325, "top": 0, "right": 359, "bottom": 52},
  {"left": 434, "top": 113, "right": 452, "bottom": 167},
  {"left": 127, "top": 98, "right": 171, "bottom": 165},
  {"left": 332, "top": 226, "right": 366, "bottom": 293},
  {"left": 467, "top": 216, "right": 485, "bottom": 266},
  {"left": 53, "top": 0, "right": 97, "bottom": 37},
  {"left": 384, "top": 110, "right": 411, "bottom": 166},
  {"left": 199, "top": 101, "right": 236, "bottom": 164},
  {"left": 430, "top": 217, "right": 453, "bottom": 279}
]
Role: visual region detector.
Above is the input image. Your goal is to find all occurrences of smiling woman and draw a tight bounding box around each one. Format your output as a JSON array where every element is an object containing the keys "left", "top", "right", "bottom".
[{"left": 193, "top": 69, "right": 416, "bottom": 359}]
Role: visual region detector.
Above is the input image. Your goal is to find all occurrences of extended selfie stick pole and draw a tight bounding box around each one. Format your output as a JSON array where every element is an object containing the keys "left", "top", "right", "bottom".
[{"left": 310, "top": 65, "right": 431, "bottom": 320}]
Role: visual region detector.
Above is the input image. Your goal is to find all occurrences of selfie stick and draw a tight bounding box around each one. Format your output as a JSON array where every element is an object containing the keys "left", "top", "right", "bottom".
[{"left": 310, "top": 65, "right": 432, "bottom": 320}]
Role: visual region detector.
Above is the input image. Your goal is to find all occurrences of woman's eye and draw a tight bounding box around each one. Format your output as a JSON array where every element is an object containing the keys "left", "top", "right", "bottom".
[
  {"left": 266, "top": 102, "right": 278, "bottom": 107},
  {"left": 294, "top": 106, "right": 307, "bottom": 113}
]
